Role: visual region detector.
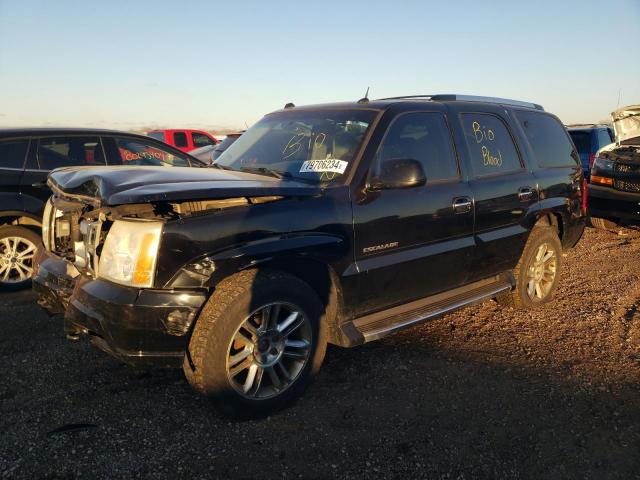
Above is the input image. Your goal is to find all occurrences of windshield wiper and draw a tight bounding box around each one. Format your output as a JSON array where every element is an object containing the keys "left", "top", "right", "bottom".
[
  {"left": 211, "top": 163, "right": 235, "bottom": 170},
  {"left": 240, "top": 166, "right": 291, "bottom": 180}
]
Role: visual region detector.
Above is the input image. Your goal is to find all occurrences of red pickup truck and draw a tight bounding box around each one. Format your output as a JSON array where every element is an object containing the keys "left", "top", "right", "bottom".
[{"left": 147, "top": 129, "right": 218, "bottom": 152}]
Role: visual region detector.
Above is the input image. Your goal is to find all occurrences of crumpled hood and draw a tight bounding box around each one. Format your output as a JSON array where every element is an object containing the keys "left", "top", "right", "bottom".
[
  {"left": 47, "top": 166, "right": 320, "bottom": 206},
  {"left": 612, "top": 105, "right": 640, "bottom": 146}
]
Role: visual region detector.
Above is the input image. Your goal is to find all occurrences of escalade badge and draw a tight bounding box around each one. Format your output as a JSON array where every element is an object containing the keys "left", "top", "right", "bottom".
[{"left": 363, "top": 242, "right": 399, "bottom": 254}]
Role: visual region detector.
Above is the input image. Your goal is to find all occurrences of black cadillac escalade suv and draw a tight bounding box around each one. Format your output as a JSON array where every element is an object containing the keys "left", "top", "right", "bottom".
[{"left": 33, "top": 95, "right": 585, "bottom": 416}]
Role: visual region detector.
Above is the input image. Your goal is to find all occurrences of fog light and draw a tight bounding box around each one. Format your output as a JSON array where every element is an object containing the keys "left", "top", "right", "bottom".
[{"left": 164, "top": 309, "right": 196, "bottom": 336}]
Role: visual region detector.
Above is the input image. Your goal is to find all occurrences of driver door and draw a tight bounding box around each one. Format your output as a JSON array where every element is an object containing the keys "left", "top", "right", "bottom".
[{"left": 351, "top": 111, "right": 475, "bottom": 316}]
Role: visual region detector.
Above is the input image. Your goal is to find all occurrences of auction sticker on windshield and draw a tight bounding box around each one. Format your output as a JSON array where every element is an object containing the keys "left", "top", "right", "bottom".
[{"left": 299, "top": 159, "right": 348, "bottom": 174}]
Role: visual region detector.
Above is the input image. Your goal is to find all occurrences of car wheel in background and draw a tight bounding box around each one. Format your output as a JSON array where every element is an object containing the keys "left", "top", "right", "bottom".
[
  {"left": 498, "top": 224, "right": 562, "bottom": 309},
  {"left": 0, "top": 226, "right": 41, "bottom": 291},
  {"left": 184, "top": 269, "right": 327, "bottom": 418}
]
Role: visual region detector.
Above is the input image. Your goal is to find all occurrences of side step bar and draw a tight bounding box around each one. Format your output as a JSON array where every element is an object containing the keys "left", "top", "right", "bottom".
[{"left": 340, "top": 275, "right": 514, "bottom": 345}]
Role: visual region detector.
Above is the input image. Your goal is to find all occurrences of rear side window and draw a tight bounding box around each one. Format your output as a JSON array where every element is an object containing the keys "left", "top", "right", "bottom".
[
  {"left": 568, "top": 131, "right": 590, "bottom": 155},
  {"left": 173, "top": 132, "right": 188, "bottom": 147},
  {"left": 0, "top": 139, "right": 29, "bottom": 169},
  {"left": 515, "top": 111, "right": 578, "bottom": 168},
  {"left": 461, "top": 113, "right": 522, "bottom": 176},
  {"left": 192, "top": 132, "right": 214, "bottom": 148},
  {"left": 373, "top": 112, "right": 459, "bottom": 183},
  {"left": 114, "top": 137, "right": 191, "bottom": 167},
  {"left": 37, "top": 137, "right": 105, "bottom": 170},
  {"left": 597, "top": 129, "right": 613, "bottom": 149}
]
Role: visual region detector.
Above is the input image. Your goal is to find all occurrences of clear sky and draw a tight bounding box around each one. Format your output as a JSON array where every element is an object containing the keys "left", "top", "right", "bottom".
[{"left": 1, "top": 0, "right": 639, "bottom": 130}]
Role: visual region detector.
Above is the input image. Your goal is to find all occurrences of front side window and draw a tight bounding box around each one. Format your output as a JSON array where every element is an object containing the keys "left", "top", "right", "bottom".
[
  {"left": 0, "top": 139, "right": 29, "bottom": 169},
  {"left": 192, "top": 132, "right": 214, "bottom": 147},
  {"left": 173, "top": 132, "right": 188, "bottom": 147},
  {"left": 114, "top": 137, "right": 191, "bottom": 167},
  {"left": 461, "top": 113, "right": 522, "bottom": 176},
  {"left": 515, "top": 111, "right": 578, "bottom": 168},
  {"left": 372, "top": 112, "right": 459, "bottom": 183},
  {"left": 215, "top": 109, "right": 378, "bottom": 184},
  {"left": 37, "top": 137, "right": 105, "bottom": 170}
]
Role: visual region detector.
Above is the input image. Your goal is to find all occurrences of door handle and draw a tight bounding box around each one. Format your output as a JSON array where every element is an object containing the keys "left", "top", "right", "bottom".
[
  {"left": 452, "top": 196, "right": 472, "bottom": 214},
  {"left": 518, "top": 187, "right": 534, "bottom": 201}
]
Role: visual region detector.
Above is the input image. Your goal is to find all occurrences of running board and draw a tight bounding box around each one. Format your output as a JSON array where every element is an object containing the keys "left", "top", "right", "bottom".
[{"left": 340, "top": 275, "right": 514, "bottom": 345}]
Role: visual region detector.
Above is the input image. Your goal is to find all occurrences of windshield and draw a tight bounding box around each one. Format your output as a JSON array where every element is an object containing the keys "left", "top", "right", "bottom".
[{"left": 215, "top": 109, "right": 378, "bottom": 183}]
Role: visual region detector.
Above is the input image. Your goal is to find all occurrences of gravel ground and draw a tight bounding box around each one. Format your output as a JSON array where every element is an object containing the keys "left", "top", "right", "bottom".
[{"left": 1, "top": 227, "right": 640, "bottom": 479}]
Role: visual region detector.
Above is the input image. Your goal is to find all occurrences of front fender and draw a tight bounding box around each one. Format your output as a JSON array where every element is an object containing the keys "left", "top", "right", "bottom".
[{"left": 164, "top": 233, "right": 347, "bottom": 289}]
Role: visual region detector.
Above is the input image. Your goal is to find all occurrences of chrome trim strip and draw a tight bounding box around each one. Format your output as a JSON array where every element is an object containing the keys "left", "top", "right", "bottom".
[{"left": 361, "top": 283, "right": 512, "bottom": 342}]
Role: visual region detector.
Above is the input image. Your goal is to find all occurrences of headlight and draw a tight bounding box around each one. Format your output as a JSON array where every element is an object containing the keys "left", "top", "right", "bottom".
[
  {"left": 592, "top": 156, "right": 614, "bottom": 172},
  {"left": 98, "top": 220, "right": 163, "bottom": 288}
]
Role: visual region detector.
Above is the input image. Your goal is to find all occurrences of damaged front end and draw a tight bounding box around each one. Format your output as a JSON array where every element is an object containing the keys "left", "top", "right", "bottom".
[{"left": 33, "top": 176, "right": 290, "bottom": 367}]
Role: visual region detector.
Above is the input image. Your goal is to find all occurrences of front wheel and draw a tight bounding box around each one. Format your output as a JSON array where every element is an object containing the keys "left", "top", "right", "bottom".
[
  {"left": 498, "top": 225, "right": 562, "bottom": 309},
  {"left": 184, "top": 269, "right": 327, "bottom": 418},
  {"left": 0, "top": 226, "right": 41, "bottom": 291}
]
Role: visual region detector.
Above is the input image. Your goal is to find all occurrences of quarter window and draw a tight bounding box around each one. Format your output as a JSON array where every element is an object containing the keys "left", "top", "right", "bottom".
[
  {"left": 173, "top": 132, "right": 188, "bottom": 147},
  {"left": 114, "top": 137, "right": 191, "bottom": 167},
  {"left": 192, "top": 132, "right": 214, "bottom": 148},
  {"left": 37, "top": 137, "right": 105, "bottom": 170},
  {"left": 373, "top": 112, "right": 459, "bottom": 183},
  {"left": 515, "top": 111, "right": 578, "bottom": 168},
  {"left": 0, "top": 139, "right": 29, "bottom": 169},
  {"left": 461, "top": 113, "right": 522, "bottom": 176}
]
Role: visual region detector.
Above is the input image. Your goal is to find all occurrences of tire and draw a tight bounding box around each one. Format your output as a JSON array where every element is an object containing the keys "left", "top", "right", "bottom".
[
  {"left": 590, "top": 216, "right": 618, "bottom": 231},
  {"left": 184, "top": 269, "right": 328, "bottom": 418},
  {"left": 497, "top": 225, "right": 562, "bottom": 309},
  {"left": 0, "top": 225, "right": 42, "bottom": 291}
]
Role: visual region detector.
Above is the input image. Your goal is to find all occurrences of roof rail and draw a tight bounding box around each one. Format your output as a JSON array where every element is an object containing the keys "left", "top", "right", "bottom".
[
  {"left": 565, "top": 123, "right": 610, "bottom": 128},
  {"left": 375, "top": 94, "right": 544, "bottom": 111}
]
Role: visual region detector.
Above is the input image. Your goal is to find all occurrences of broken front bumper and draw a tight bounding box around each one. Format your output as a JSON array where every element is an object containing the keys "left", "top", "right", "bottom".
[{"left": 33, "top": 249, "right": 207, "bottom": 368}]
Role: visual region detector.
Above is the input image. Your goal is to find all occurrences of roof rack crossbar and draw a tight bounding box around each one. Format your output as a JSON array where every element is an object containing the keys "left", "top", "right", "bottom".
[{"left": 375, "top": 94, "right": 544, "bottom": 111}]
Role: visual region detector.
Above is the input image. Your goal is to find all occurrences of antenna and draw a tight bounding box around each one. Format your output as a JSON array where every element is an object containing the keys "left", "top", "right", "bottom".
[
  {"left": 357, "top": 87, "right": 370, "bottom": 104},
  {"left": 617, "top": 89, "right": 623, "bottom": 108}
]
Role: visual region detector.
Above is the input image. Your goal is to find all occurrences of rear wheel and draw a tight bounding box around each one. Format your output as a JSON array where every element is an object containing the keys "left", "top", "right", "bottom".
[
  {"left": 0, "top": 226, "right": 41, "bottom": 291},
  {"left": 498, "top": 225, "right": 562, "bottom": 309},
  {"left": 184, "top": 269, "right": 327, "bottom": 418}
]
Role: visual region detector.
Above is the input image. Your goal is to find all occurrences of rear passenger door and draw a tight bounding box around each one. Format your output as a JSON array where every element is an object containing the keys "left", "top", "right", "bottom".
[
  {"left": 457, "top": 112, "right": 538, "bottom": 281},
  {"left": 352, "top": 111, "right": 475, "bottom": 315}
]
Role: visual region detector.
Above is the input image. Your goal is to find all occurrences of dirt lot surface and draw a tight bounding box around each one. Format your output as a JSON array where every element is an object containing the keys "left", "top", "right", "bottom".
[{"left": 1, "top": 227, "right": 640, "bottom": 479}]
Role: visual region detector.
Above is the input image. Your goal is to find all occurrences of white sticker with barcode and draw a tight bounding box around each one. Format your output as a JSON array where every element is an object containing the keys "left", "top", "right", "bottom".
[{"left": 299, "top": 159, "right": 348, "bottom": 174}]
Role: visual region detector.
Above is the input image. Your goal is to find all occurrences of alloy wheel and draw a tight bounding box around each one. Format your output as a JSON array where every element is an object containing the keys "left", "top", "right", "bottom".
[
  {"left": 0, "top": 236, "right": 37, "bottom": 284},
  {"left": 226, "top": 302, "right": 312, "bottom": 399},
  {"left": 526, "top": 242, "right": 557, "bottom": 300}
]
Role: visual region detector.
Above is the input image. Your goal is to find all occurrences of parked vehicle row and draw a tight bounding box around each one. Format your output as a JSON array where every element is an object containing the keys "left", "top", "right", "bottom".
[
  {"left": 0, "top": 129, "right": 204, "bottom": 288},
  {"left": 189, "top": 131, "right": 244, "bottom": 165},
  {"left": 31, "top": 94, "right": 586, "bottom": 417}
]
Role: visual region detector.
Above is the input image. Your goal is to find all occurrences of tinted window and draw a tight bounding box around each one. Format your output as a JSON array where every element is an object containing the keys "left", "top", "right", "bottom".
[
  {"left": 373, "top": 112, "right": 458, "bottom": 182},
  {"left": 37, "top": 137, "right": 105, "bottom": 170},
  {"left": 568, "top": 131, "right": 591, "bottom": 155},
  {"left": 114, "top": 137, "right": 191, "bottom": 167},
  {"left": 173, "top": 132, "right": 188, "bottom": 147},
  {"left": 147, "top": 131, "right": 165, "bottom": 142},
  {"left": 461, "top": 113, "right": 522, "bottom": 176},
  {"left": 597, "top": 129, "right": 613, "bottom": 149},
  {"left": 515, "top": 111, "right": 578, "bottom": 168},
  {"left": 0, "top": 139, "right": 29, "bottom": 169},
  {"left": 192, "top": 132, "right": 214, "bottom": 147}
]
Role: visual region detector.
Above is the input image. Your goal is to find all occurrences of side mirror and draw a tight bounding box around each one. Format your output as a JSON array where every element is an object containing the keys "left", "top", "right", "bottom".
[{"left": 369, "top": 158, "right": 426, "bottom": 190}]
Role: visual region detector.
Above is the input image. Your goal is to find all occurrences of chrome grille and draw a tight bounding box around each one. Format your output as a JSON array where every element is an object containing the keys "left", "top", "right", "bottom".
[{"left": 615, "top": 163, "right": 640, "bottom": 175}]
